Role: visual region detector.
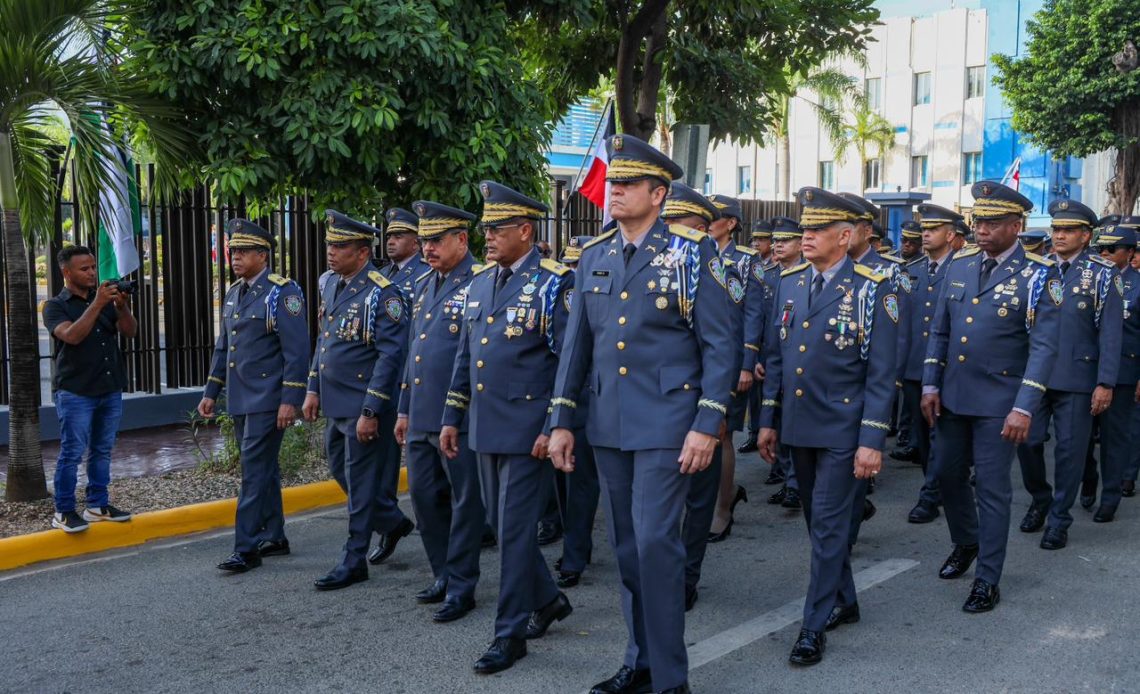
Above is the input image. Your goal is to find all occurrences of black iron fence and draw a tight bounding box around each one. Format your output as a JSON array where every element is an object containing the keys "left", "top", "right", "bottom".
[{"left": 0, "top": 162, "right": 798, "bottom": 407}]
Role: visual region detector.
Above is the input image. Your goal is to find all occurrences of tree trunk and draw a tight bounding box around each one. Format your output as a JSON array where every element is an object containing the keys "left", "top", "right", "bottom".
[
  {"left": 614, "top": 0, "right": 670, "bottom": 141},
  {"left": 779, "top": 134, "right": 791, "bottom": 201},
  {"left": 0, "top": 130, "right": 47, "bottom": 502},
  {"left": 1107, "top": 104, "right": 1140, "bottom": 215}
]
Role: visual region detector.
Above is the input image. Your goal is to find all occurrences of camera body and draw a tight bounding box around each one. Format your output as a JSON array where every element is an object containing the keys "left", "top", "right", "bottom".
[{"left": 113, "top": 279, "right": 138, "bottom": 294}]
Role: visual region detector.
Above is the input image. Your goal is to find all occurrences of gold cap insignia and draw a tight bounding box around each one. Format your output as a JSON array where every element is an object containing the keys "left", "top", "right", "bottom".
[
  {"left": 804, "top": 190, "right": 814, "bottom": 202},
  {"left": 414, "top": 203, "right": 425, "bottom": 216},
  {"left": 613, "top": 135, "right": 623, "bottom": 151},
  {"left": 326, "top": 213, "right": 335, "bottom": 226},
  {"left": 480, "top": 183, "right": 490, "bottom": 197},
  {"left": 981, "top": 184, "right": 993, "bottom": 196},
  {"left": 1060, "top": 201, "right": 1069, "bottom": 210}
]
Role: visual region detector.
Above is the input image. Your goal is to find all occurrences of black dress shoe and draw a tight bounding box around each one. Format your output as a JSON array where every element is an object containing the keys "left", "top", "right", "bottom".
[
  {"left": 737, "top": 435, "right": 759, "bottom": 453},
  {"left": 938, "top": 543, "right": 979, "bottom": 580},
  {"left": 824, "top": 602, "right": 861, "bottom": 631},
  {"left": 432, "top": 595, "right": 476, "bottom": 623},
  {"left": 1122, "top": 480, "right": 1136, "bottom": 498},
  {"left": 908, "top": 501, "right": 940, "bottom": 524},
  {"left": 781, "top": 487, "right": 802, "bottom": 510},
  {"left": 537, "top": 520, "right": 564, "bottom": 546},
  {"left": 889, "top": 446, "right": 917, "bottom": 462},
  {"left": 764, "top": 470, "right": 786, "bottom": 485},
  {"left": 589, "top": 665, "right": 653, "bottom": 694},
  {"left": 1019, "top": 506, "right": 1047, "bottom": 533},
  {"left": 314, "top": 565, "right": 368, "bottom": 591},
  {"left": 862, "top": 498, "right": 877, "bottom": 521},
  {"left": 415, "top": 578, "right": 448, "bottom": 604},
  {"left": 482, "top": 526, "right": 498, "bottom": 548},
  {"left": 685, "top": 583, "right": 698, "bottom": 612},
  {"left": 767, "top": 486, "right": 787, "bottom": 505},
  {"left": 1093, "top": 505, "right": 1117, "bottom": 523},
  {"left": 473, "top": 637, "right": 526, "bottom": 674},
  {"left": 557, "top": 570, "right": 581, "bottom": 588},
  {"left": 788, "top": 628, "right": 826, "bottom": 666},
  {"left": 368, "top": 517, "right": 414, "bottom": 564},
  {"left": 256, "top": 538, "right": 290, "bottom": 557},
  {"left": 1039, "top": 526, "right": 1068, "bottom": 550},
  {"left": 217, "top": 551, "right": 261, "bottom": 573},
  {"left": 525, "top": 592, "right": 572, "bottom": 638},
  {"left": 962, "top": 578, "right": 1000, "bottom": 613},
  {"left": 706, "top": 519, "right": 732, "bottom": 543},
  {"left": 1080, "top": 478, "right": 1098, "bottom": 510}
]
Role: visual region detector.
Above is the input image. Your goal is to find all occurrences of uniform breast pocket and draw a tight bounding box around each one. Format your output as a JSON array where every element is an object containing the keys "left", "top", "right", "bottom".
[
  {"left": 646, "top": 286, "right": 677, "bottom": 313},
  {"left": 945, "top": 285, "right": 966, "bottom": 302},
  {"left": 584, "top": 275, "right": 613, "bottom": 320},
  {"left": 659, "top": 366, "right": 698, "bottom": 395},
  {"left": 464, "top": 304, "right": 483, "bottom": 323}
]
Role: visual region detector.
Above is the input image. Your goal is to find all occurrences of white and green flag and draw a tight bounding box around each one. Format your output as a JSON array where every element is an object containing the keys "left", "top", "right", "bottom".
[{"left": 96, "top": 123, "right": 141, "bottom": 282}]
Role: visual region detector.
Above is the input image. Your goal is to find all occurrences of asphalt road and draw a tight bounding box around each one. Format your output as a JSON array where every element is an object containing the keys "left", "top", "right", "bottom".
[{"left": 2, "top": 435, "right": 1135, "bottom": 694}]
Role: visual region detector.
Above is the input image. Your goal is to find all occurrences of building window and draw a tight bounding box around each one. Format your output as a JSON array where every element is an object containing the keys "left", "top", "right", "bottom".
[
  {"left": 737, "top": 166, "right": 752, "bottom": 195},
  {"left": 962, "top": 152, "right": 983, "bottom": 184},
  {"left": 821, "top": 94, "right": 840, "bottom": 113},
  {"left": 865, "top": 78, "right": 882, "bottom": 111},
  {"left": 914, "top": 72, "right": 932, "bottom": 105},
  {"left": 703, "top": 168, "right": 713, "bottom": 195},
  {"left": 863, "top": 159, "right": 881, "bottom": 190},
  {"left": 819, "top": 161, "right": 835, "bottom": 190},
  {"left": 911, "top": 155, "right": 929, "bottom": 188},
  {"left": 966, "top": 66, "right": 985, "bottom": 99}
]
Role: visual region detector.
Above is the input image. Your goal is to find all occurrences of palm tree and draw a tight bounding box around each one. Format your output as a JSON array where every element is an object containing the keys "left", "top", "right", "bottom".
[
  {"left": 834, "top": 101, "right": 897, "bottom": 193},
  {"left": 771, "top": 64, "right": 865, "bottom": 200},
  {"left": 0, "top": 0, "right": 197, "bottom": 501}
]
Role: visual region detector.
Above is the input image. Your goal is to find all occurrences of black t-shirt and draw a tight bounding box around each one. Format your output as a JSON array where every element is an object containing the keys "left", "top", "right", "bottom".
[{"left": 42, "top": 288, "right": 127, "bottom": 396}]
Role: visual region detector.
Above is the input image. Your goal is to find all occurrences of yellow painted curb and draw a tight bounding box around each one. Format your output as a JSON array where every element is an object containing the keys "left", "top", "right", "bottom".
[{"left": 0, "top": 467, "right": 408, "bottom": 573}]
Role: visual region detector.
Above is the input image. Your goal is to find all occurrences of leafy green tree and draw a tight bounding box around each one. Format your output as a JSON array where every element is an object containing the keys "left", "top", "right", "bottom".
[
  {"left": 516, "top": 0, "right": 878, "bottom": 144},
  {"left": 834, "top": 100, "right": 895, "bottom": 192},
  {"left": 125, "top": 0, "right": 556, "bottom": 215},
  {"left": 0, "top": 0, "right": 196, "bottom": 501},
  {"left": 993, "top": 0, "right": 1140, "bottom": 214}
]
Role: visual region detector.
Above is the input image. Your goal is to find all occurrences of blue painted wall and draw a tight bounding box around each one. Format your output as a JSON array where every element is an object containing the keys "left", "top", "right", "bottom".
[{"left": 982, "top": 0, "right": 1082, "bottom": 225}]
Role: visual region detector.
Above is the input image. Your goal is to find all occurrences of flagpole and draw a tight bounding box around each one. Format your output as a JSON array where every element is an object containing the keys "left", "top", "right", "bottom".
[{"left": 561, "top": 98, "right": 613, "bottom": 218}]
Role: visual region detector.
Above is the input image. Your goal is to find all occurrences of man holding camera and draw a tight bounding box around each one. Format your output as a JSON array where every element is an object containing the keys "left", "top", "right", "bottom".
[{"left": 43, "top": 246, "right": 138, "bottom": 532}]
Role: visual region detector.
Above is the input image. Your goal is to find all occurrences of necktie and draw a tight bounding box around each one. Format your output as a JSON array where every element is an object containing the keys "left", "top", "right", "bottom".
[
  {"left": 929, "top": 260, "right": 938, "bottom": 277},
  {"left": 980, "top": 258, "right": 997, "bottom": 287},
  {"left": 809, "top": 273, "right": 825, "bottom": 308},
  {"left": 495, "top": 268, "right": 513, "bottom": 298},
  {"left": 239, "top": 282, "right": 249, "bottom": 301},
  {"left": 623, "top": 243, "right": 637, "bottom": 267},
  {"left": 334, "top": 278, "right": 346, "bottom": 300},
  {"left": 1060, "top": 261, "right": 1071, "bottom": 278},
  {"left": 386, "top": 262, "right": 399, "bottom": 279},
  {"left": 435, "top": 272, "right": 446, "bottom": 291}
]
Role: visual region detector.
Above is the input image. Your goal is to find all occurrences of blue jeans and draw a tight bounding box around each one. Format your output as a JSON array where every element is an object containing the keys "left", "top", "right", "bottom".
[{"left": 53, "top": 390, "right": 123, "bottom": 512}]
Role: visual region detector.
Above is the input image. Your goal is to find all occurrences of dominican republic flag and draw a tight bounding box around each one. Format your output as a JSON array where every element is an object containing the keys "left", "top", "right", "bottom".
[
  {"left": 95, "top": 119, "right": 142, "bottom": 282},
  {"left": 1001, "top": 156, "right": 1022, "bottom": 191},
  {"left": 575, "top": 103, "right": 617, "bottom": 223}
]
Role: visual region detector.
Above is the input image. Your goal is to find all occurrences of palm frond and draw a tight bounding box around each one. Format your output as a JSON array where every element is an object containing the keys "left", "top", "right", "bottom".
[{"left": 8, "top": 111, "right": 56, "bottom": 240}]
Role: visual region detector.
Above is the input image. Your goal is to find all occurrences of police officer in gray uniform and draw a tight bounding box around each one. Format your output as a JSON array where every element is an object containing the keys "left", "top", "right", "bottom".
[
  {"left": 382, "top": 208, "right": 429, "bottom": 299},
  {"left": 1016, "top": 198, "right": 1122, "bottom": 549},
  {"left": 899, "top": 208, "right": 960, "bottom": 524},
  {"left": 1084, "top": 225, "right": 1140, "bottom": 519},
  {"left": 552, "top": 236, "right": 600, "bottom": 589},
  {"left": 440, "top": 181, "right": 575, "bottom": 675},
  {"left": 302, "top": 210, "right": 410, "bottom": 589},
  {"left": 922, "top": 180, "right": 1061, "bottom": 612},
  {"left": 758, "top": 187, "right": 899, "bottom": 666},
  {"left": 549, "top": 134, "right": 739, "bottom": 694},
  {"left": 394, "top": 200, "right": 485, "bottom": 621},
  {"left": 200, "top": 219, "right": 310, "bottom": 573}
]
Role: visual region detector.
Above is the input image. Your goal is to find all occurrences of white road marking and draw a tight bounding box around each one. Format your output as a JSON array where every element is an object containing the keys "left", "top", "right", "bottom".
[{"left": 687, "top": 558, "right": 920, "bottom": 670}]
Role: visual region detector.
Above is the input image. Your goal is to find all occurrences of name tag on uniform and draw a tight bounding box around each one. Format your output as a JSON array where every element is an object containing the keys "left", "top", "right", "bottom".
[
  {"left": 951, "top": 281, "right": 965, "bottom": 288},
  {"left": 467, "top": 301, "right": 480, "bottom": 308},
  {"left": 592, "top": 270, "right": 610, "bottom": 277}
]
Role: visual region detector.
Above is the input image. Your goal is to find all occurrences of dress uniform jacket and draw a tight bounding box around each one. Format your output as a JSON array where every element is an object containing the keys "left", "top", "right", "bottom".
[
  {"left": 205, "top": 272, "right": 309, "bottom": 413},
  {"left": 384, "top": 254, "right": 430, "bottom": 301},
  {"left": 398, "top": 253, "right": 478, "bottom": 435},
  {"left": 721, "top": 244, "right": 768, "bottom": 373},
  {"left": 759, "top": 258, "right": 899, "bottom": 451},
  {"left": 1039, "top": 251, "right": 1123, "bottom": 393},
  {"left": 1118, "top": 265, "right": 1140, "bottom": 385},
  {"left": 901, "top": 255, "right": 950, "bottom": 381},
  {"left": 307, "top": 268, "right": 408, "bottom": 416},
  {"left": 923, "top": 245, "right": 1061, "bottom": 417},
  {"left": 443, "top": 247, "right": 574, "bottom": 453},
  {"left": 548, "top": 222, "right": 741, "bottom": 444}
]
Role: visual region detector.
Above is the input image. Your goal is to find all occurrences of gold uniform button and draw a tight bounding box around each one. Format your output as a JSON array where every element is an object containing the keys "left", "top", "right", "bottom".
[
  {"left": 414, "top": 378, "right": 421, "bottom": 385},
  {"left": 526, "top": 395, "right": 533, "bottom": 401},
  {"left": 592, "top": 287, "right": 600, "bottom": 293},
  {"left": 320, "top": 347, "right": 326, "bottom": 353},
  {"left": 323, "top": 331, "right": 329, "bottom": 337},
  {"left": 799, "top": 345, "right": 807, "bottom": 353},
  {"left": 796, "top": 367, "right": 804, "bottom": 375},
  {"left": 415, "top": 355, "right": 422, "bottom": 363},
  {"left": 958, "top": 355, "right": 966, "bottom": 362},
  {"left": 230, "top": 346, "right": 236, "bottom": 352},
  {"left": 972, "top": 298, "right": 980, "bottom": 304},
  {"left": 620, "top": 291, "right": 629, "bottom": 300},
  {"left": 229, "top": 362, "right": 235, "bottom": 368},
  {"left": 795, "top": 388, "right": 803, "bottom": 397},
  {"left": 617, "top": 341, "right": 626, "bottom": 350},
  {"left": 618, "top": 316, "right": 627, "bottom": 325},
  {"left": 925, "top": 302, "right": 932, "bottom": 307},
  {"left": 965, "top": 317, "right": 974, "bottom": 323},
  {"left": 619, "top": 366, "right": 628, "bottom": 375},
  {"left": 683, "top": 384, "right": 691, "bottom": 390},
  {"left": 923, "top": 331, "right": 929, "bottom": 337},
  {"left": 476, "top": 360, "right": 484, "bottom": 368},
  {"left": 843, "top": 397, "right": 850, "bottom": 404},
  {"left": 486, "top": 316, "right": 494, "bottom": 324},
  {"left": 425, "top": 313, "right": 432, "bottom": 320},
  {"left": 960, "top": 336, "right": 968, "bottom": 344},
  {"left": 419, "top": 333, "right": 427, "bottom": 340},
  {"left": 802, "top": 321, "right": 810, "bottom": 329},
  {"left": 476, "top": 383, "right": 484, "bottom": 391},
  {"left": 231, "top": 330, "right": 237, "bottom": 336},
  {"left": 480, "top": 337, "right": 489, "bottom": 345},
  {"left": 924, "top": 316, "right": 931, "bottom": 322}
]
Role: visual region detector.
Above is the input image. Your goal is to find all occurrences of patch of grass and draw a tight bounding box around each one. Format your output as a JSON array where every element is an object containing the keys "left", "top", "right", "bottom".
[{"left": 188, "top": 406, "right": 327, "bottom": 481}]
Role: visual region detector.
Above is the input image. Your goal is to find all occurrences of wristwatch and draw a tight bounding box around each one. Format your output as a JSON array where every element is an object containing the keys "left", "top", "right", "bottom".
[{"left": 361, "top": 407, "right": 377, "bottom": 419}]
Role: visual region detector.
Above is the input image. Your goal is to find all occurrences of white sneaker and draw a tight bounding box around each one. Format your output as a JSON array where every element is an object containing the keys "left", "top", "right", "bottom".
[
  {"left": 82, "top": 505, "right": 132, "bottom": 523},
  {"left": 52, "top": 511, "right": 90, "bottom": 533}
]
